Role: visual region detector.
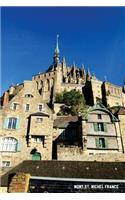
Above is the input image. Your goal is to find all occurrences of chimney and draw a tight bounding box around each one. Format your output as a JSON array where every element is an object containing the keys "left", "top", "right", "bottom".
[{"left": 3, "top": 91, "right": 9, "bottom": 107}]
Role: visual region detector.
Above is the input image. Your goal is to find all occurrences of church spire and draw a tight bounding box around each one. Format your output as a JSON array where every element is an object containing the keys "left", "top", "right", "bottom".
[
  {"left": 55, "top": 34, "right": 59, "bottom": 54},
  {"left": 53, "top": 34, "right": 60, "bottom": 65}
]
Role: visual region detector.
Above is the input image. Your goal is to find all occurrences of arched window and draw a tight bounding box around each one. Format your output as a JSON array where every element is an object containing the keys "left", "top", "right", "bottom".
[{"left": 0, "top": 137, "right": 18, "bottom": 152}]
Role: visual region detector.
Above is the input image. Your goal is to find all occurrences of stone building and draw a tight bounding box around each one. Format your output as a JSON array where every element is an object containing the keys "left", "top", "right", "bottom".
[
  {"left": 0, "top": 80, "right": 53, "bottom": 174},
  {"left": 0, "top": 36, "right": 125, "bottom": 175},
  {"left": 84, "top": 77, "right": 125, "bottom": 107},
  {"left": 82, "top": 103, "right": 123, "bottom": 154},
  {"left": 31, "top": 36, "right": 86, "bottom": 105},
  {"left": 52, "top": 103, "right": 124, "bottom": 161}
]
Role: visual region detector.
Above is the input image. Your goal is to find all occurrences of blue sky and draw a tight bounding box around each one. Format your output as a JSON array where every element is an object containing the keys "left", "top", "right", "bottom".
[{"left": 1, "top": 7, "right": 125, "bottom": 95}]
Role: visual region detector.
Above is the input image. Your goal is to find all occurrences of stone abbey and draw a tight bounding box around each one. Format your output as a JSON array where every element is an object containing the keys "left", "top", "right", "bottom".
[{"left": 0, "top": 36, "right": 125, "bottom": 175}]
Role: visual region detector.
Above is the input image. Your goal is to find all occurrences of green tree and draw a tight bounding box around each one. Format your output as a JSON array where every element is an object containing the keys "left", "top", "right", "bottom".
[
  {"left": 63, "top": 89, "right": 84, "bottom": 106},
  {"left": 56, "top": 89, "right": 88, "bottom": 115},
  {"left": 55, "top": 93, "right": 63, "bottom": 103}
]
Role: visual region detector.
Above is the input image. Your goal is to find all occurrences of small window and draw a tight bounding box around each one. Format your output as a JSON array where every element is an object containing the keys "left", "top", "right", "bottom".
[
  {"left": 93, "top": 122, "right": 107, "bottom": 132},
  {"left": 97, "top": 114, "right": 102, "bottom": 119},
  {"left": 2, "top": 161, "right": 11, "bottom": 167},
  {"left": 97, "top": 123, "right": 104, "bottom": 131},
  {"left": 38, "top": 104, "right": 42, "bottom": 112},
  {"left": 32, "top": 136, "right": 45, "bottom": 146},
  {"left": 36, "top": 117, "right": 43, "bottom": 123},
  {"left": 96, "top": 138, "right": 107, "bottom": 149},
  {"left": 25, "top": 104, "right": 30, "bottom": 112},
  {"left": 12, "top": 103, "right": 18, "bottom": 111},
  {"left": 99, "top": 138, "right": 105, "bottom": 148}
]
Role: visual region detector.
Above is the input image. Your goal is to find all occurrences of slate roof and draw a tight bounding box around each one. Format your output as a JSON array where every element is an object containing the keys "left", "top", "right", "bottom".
[
  {"left": 109, "top": 106, "right": 125, "bottom": 115},
  {"left": 53, "top": 116, "right": 79, "bottom": 128},
  {"left": 116, "top": 107, "right": 125, "bottom": 115},
  {"left": 1, "top": 160, "right": 125, "bottom": 186}
]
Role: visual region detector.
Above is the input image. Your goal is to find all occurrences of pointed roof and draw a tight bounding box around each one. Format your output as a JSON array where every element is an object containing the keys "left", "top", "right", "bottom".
[
  {"left": 82, "top": 102, "right": 119, "bottom": 122},
  {"left": 54, "top": 34, "right": 60, "bottom": 54}
]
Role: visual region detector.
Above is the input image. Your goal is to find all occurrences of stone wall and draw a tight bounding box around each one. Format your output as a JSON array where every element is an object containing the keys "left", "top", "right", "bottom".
[
  {"left": 57, "top": 146, "right": 125, "bottom": 161},
  {"left": 119, "top": 115, "right": 125, "bottom": 153},
  {"left": 8, "top": 173, "right": 30, "bottom": 193},
  {"left": 103, "top": 82, "right": 123, "bottom": 107},
  {"left": 91, "top": 79, "right": 102, "bottom": 105}
]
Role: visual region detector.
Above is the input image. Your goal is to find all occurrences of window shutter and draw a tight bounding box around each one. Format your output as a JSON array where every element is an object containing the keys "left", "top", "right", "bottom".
[
  {"left": 3, "top": 118, "right": 9, "bottom": 129},
  {"left": 95, "top": 138, "right": 99, "bottom": 148},
  {"left": 93, "top": 123, "right": 98, "bottom": 132},
  {"left": 16, "top": 142, "right": 22, "bottom": 152},
  {"left": 105, "top": 139, "right": 108, "bottom": 149},
  {"left": 16, "top": 118, "right": 20, "bottom": 129},
  {"left": 104, "top": 123, "right": 107, "bottom": 132}
]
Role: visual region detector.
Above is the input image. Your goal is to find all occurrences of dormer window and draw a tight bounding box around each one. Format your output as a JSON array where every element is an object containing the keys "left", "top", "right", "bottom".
[{"left": 25, "top": 94, "right": 33, "bottom": 98}]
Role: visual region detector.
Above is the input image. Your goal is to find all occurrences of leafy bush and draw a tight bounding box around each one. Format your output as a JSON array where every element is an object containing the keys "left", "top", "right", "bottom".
[{"left": 55, "top": 89, "right": 88, "bottom": 115}]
